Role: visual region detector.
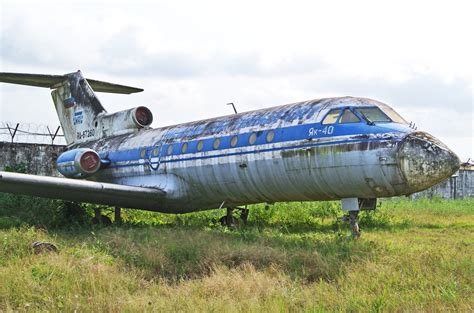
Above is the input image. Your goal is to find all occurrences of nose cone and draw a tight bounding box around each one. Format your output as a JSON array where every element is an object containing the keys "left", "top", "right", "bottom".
[{"left": 398, "top": 132, "right": 460, "bottom": 193}]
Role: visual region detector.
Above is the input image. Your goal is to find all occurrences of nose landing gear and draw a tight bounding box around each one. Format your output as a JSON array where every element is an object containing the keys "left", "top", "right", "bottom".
[
  {"left": 340, "top": 198, "right": 376, "bottom": 238},
  {"left": 341, "top": 210, "right": 361, "bottom": 238}
]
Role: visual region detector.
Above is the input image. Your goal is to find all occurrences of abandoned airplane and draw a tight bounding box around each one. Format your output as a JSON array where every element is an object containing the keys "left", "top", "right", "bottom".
[{"left": 0, "top": 71, "right": 460, "bottom": 236}]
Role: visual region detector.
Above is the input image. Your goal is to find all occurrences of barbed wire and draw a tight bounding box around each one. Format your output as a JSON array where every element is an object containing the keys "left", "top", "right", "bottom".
[{"left": 0, "top": 121, "right": 66, "bottom": 145}]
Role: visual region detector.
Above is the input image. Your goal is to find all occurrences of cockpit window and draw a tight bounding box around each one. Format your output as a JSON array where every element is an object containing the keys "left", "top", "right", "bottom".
[
  {"left": 339, "top": 109, "right": 360, "bottom": 123},
  {"left": 322, "top": 109, "right": 341, "bottom": 125},
  {"left": 355, "top": 107, "right": 391, "bottom": 123},
  {"left": 381, "top": 107, "right": 408, "bottom": 124}
]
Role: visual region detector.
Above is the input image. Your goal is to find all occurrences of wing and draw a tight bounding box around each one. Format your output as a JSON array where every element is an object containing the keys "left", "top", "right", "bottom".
[{"left": 0, "top": 171, "right": 165, "bottom": 210}]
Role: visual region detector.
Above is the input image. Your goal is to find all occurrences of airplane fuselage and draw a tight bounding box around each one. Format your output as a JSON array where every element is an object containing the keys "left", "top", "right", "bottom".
[
  {"left": 76, "top": 97, "right": 459, "bottom": 213},
  {"left": 0, "top": 71, "right": 461, "bottom": 236}
]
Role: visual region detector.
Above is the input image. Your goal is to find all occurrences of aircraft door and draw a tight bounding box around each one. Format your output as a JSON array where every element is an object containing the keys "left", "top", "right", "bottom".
[{"left": 147, "top": 141, "right": 163, "bottom": 171}]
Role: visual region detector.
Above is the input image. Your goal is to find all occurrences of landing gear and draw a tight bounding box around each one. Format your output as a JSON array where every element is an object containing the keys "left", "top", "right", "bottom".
[
  {"left": 341, "top": 211, "right": 360, "bottom": 238},
  {"left": 114, "top": 207, "right": 122, "bottom": 224},
  {"left": 340, "top": 197, "right": 374, "bottom": 238},
  {"left": 92, "top": 208, "right": 112, "bottom": 225},
  {"left": 91, "top": 207, "right": 123, "bottom": 225},
  {"left": 219, "top": 207, "right": 249, "bottom": 226},
  {"left": 240, "top": 207, "right": 249, "bottom": 224},
  {"left": 220, "top": 207, "right": 236, "bottom": 226}
]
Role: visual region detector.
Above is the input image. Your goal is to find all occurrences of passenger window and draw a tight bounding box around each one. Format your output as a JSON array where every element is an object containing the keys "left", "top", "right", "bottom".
[
  {"left": 249, "top": 133, "right": 257, "bottom": 144},
  {"left": 140, "top": 149, "right": 147, "bottom": 158},
  {"left": 197, "top": 140, "right": 204, "bottom": 151},
  {"left": 322, "top": 109, "right": 341, "bottom": 125},
  {"left": 181, "top": 142, "right": 188, "bottom": 153},
  {"left": 153, "top": 147, "right": 160, "bottom": 156},
  {"left": 266, "top": 130, "right": 275, "bottom": 142},
  {"left": 167, "top": 145, "right": 173, "bottom": 155},
  {"left": 213, "top": 138, "right": 221, "bottom": 149},
  {"left": 339, "top": 109, "right": 360, "bottom": 123},
  {"left": 230, "top": 135, "right": 238, "bottom": 147}
]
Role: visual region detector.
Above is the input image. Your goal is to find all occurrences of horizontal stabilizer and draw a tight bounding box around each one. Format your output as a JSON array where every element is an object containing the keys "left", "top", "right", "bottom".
[
  {"left": 0, "top": 171, "right": 165, "bottom": 210},
  {"left": 0, "top": 72, "right": 143, "bottom": 94}
]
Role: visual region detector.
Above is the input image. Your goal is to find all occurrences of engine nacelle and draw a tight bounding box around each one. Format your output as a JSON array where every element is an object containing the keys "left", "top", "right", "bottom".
[
  {"left": 95, "top": 106, "right": 153, "bottom": 137},
  {"left": 131, "top": 106, "right": 153, "bottom": 128},
  {"left": 57, "top": 148, "right": 102, "bottom": 178}
]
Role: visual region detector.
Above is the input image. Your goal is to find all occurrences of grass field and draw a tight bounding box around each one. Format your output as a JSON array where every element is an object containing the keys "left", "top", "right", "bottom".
[{"left": 0, "top": 195, "right": 473, "bottom": 312}]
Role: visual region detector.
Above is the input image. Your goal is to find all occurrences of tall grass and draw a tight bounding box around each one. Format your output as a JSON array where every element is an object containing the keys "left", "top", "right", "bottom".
[{"left": 0, "top": 194, "right": 473, "bottom": 311}]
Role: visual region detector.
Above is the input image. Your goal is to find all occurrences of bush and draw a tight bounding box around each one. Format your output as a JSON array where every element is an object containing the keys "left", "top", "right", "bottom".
[
  {"left": 0, "top": 193, "right": 91, "bottom": 229},
  {"left": 0, "top": 163, "right": 92, "bottom": 228}
]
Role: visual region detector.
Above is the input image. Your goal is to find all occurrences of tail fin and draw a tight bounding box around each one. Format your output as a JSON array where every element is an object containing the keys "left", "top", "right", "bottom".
[{"left": 0, "top": 71, "right": 143, "bottom": 145}]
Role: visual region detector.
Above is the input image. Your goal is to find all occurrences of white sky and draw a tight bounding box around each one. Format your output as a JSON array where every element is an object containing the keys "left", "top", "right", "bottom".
[{"left": 1, "top": 0, "right": 473, "bottom": 160}]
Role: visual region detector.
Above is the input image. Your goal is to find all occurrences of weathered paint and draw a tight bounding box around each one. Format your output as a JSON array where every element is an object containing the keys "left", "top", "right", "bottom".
[
  {"left": 0, "top": 171, "right": 166, "bottom": 209},
  {"left": 397, "top": 132, "right": 460, "bottom": 193},
  {"left": 50, "top": 71, "right": 149, "bottom": 145},
  {"left": 56, "top": 148, "right": 102, "bottom": 178},
  {"left": 72, "top": 96, "right": 459, "bottom": 213},
  {"left": 0, "top": 71, "right": 461, "bottom": 213}
]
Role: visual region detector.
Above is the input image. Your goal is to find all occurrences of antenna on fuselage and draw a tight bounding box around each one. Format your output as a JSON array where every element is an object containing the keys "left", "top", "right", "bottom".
[
  {"left": 226, "top": 102, "right": 238, "bottom": 114},
  {"left": 409, "top": 121, "right": 418, "bottom": 130}
]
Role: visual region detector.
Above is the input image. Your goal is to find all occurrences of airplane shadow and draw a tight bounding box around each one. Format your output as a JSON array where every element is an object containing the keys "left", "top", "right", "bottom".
[{"left": 49, "top": 224, "right": 383, "bottom": 283}]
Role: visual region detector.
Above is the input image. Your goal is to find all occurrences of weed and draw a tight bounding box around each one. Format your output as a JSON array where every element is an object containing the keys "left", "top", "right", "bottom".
[{"left": 0, "top": 197, "right": 472, "bottom": 311}]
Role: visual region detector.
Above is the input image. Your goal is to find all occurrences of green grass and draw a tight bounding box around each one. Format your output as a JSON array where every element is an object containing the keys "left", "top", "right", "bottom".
[{"left": 0, "top": 195, "right": 473, "bottom": 311}]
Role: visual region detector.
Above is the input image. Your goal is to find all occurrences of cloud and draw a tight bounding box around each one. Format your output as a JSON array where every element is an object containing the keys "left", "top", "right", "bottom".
[
  {"left": 1, "top": 1, "right": 472, "bottom": 160},
  {"left": 304, "top": 73, "right": 472, "bottom": 111},
  {"left": 98, "top": 28, "right": 329, "bottom": 78},
  {"left": 1, "top": 20, "right": 327, "bottom": 79}
]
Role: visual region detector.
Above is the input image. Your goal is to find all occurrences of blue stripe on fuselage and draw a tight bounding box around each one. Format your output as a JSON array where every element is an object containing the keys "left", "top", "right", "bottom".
[
  {"left": 103, "top": 122, "right": 411, "bottom": 168},
  {"left": 109, "top": 136, "right": 402, "bottom": 169}
]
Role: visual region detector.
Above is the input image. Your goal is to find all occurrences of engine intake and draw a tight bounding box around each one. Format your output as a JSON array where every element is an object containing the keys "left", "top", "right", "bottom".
[
  {"left": 94, "top": 106, "right": 153, "bottom": 137},
  {"left": 57, "top": 148, "right": 101, "bottom": 178},
  {"left": 133, "top": 106, "right": 153, "bottom": 127}
]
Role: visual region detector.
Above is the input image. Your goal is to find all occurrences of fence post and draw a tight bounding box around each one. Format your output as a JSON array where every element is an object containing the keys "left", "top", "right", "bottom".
[
  {"left": 47, "top": 126, "right": 61, "bottom": 145},
  {"left": 2, "top": 122, "right": 64, "bottom": 144},
  {"left": 6, "top": 123, "right": 20, "bottom": 143}
]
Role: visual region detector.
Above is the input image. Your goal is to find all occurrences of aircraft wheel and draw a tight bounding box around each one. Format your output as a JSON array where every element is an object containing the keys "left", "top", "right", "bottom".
[
  {"left": 239, "top": 207, "right": 249, "bottom": 224},
  {"left": 351, "top": 221, "right": 361, "bottom": 238},
  {"left": 349, "top": 211, "right": 361, "bottom": 239},
  {"left": 220, "top": 207, "right": 239, "bottom": 227},
  {"left": 340, "top": 210, "right": 361, "bottom": 239},
  {"left": 92, "top": 214, "right": 112, "bottom": 225}
]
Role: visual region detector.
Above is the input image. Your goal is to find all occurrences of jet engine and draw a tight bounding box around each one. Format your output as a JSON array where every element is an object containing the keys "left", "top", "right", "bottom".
[
  {"left": 131, "top": 106, "right": 153, "bottom": 128},
  {"left": 95, "top": 106, "right": 153, "bottom": 137},
  {"left": 57, "top": 148, "right": 102, "bottom": 178}
]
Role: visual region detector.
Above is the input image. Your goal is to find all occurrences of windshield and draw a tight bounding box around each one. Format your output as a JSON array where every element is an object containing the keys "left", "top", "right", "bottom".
[
  {"left": 381, "top": 107, "right": 408, "bottom": 124},
  {"left": 322, "top": 109, "right": 342, "bottom": 125},
  {"left": 339, "top": 109, "right": 360, "bottom": 123},
  {"left": 355, "top": 107, "right": 391, "bottom": 123}
]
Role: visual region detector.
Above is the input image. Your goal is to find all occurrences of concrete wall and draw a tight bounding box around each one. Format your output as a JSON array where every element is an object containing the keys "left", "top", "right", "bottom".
[
  {"left": 412, "top": 168, "right": 473, "bottom": 199},
  {"left": 0, "top": 142, "right": 66, "bottom": 176}
]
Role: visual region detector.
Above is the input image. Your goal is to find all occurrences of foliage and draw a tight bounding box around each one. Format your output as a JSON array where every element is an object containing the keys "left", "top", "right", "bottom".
[
  {"left": 0, "top": 197, "right": 473, "bottom": 311},
  {"left": 0, "top": 194, "right": 91, "bottom": 229},
  {"left": 3, "top": 163, "right": 28, "bottom": 174},
  {"left": 0, "top": 164, "right": 91, "bottom": 229}
]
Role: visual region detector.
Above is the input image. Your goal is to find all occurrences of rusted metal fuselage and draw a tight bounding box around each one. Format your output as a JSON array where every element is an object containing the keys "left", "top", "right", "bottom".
[
  {"left": 76, "top": 97, "right": 459, "bottom": 213},
  {"left": 0, "top": 71, "right": 461, "bottom": 233}
]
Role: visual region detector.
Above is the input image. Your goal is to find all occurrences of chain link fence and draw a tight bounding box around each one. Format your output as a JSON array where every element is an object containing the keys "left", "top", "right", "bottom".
[{"left": 0, "top": 121, "right": 66, "bottom": 145}]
